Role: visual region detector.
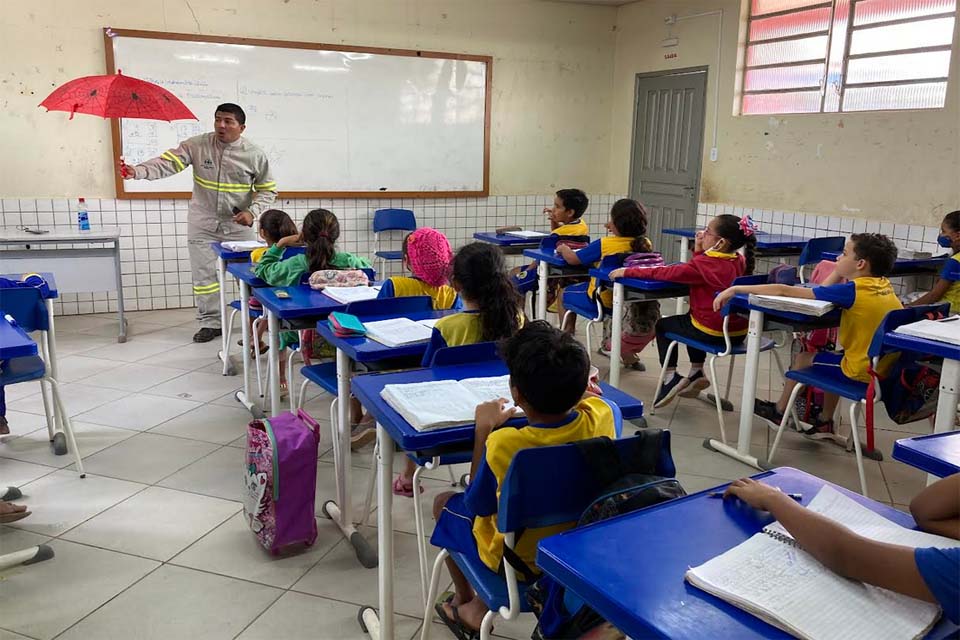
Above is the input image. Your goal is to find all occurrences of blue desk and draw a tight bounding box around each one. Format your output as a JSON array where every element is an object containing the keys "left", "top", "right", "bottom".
[
  {"left": 883, "top": 330, "right": 960, "bottom": 482},
  {"left": 589, "top": 267, "right": 689, "bottom": 388},
  {"left": 822, "top": 251, "right": 948, "bottom": 277},
  {"left": 522, "top": 247, "right": 590, "bottom": 321},
  {"left": 225, "top": 263, "right": 281, "bottom": 413},
  {"left": 663, "top": 227, "right": 809, "bottom": 260},
  {"left": 0, "top": 272, "right": 59, "bottom": 299},
  {"left": 473, "top": 231, "right": 547, "bottom": 254},
  {"left": 0, "top": 315, "right": 38, "bottom": 360},
  {"left": 894, "top": 432, "right": 960, "bottom": 478},
  {"left": 536, "top": 466, "right": 959, "bottom": 640},
  {"left": 351, "top": 359, "right": 645, "bottom": 640}
]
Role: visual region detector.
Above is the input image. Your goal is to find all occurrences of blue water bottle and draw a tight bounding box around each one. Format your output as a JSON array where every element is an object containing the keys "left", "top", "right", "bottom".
[{"left": 77, "top": 197, "right": 90, "bottom": 231}]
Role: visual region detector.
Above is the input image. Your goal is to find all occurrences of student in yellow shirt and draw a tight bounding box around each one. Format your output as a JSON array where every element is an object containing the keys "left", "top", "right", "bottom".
[
  {"left": 714, "top": 233, "right": 902, "bottom": 438},
  {"left": 909, "top": 210, "right": 960, "bottom": 314},
  {"left": 430, "top": 321, "right": 619, "bottom": 637}
]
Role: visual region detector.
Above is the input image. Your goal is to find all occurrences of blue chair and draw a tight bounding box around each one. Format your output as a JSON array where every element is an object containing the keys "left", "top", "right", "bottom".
[
  {"left": 767, "top": 303, "right": 949, "bottom": 496},
  {"left": 798, "top": 236, "right": 845, "bottom": 283},
  {"left": 652, "top": 274, "right": 782, "bottom": 445},
  {"left": 430, "top": 342, "right": 500, "bottom": 366},
  {"left": 0, "top": 284, "right": 84, "bottom": 476},
  {"left": 420, "top": 430, "right": 676, "bottom": 640},
  {"left": 373, "top": 209, "right": 417, "bottom": 277},
  {"left": 560, "top": 254, "right": 626, "bottom": 356},
  {"left": 345, "top": 295, "right": 432, "bottom": 317}
]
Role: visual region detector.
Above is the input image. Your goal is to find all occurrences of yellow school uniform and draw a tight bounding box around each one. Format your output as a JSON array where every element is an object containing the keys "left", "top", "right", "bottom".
[
  {"left": 553, "top": 219, "right": 589, "bottom": 237},
  {"left": 382, "top": 276, "right": 457, "bottom": 310}
]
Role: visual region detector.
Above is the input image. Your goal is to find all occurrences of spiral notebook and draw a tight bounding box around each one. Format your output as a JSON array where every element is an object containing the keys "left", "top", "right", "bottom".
[{"left": 685, "top": 486, "right": 960, "bottom": 640}]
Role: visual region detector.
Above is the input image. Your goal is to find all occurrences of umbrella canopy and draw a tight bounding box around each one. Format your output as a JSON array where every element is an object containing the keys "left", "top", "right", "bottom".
[{"left": 39, "top": 72, "right": 197, "bottom": 121}]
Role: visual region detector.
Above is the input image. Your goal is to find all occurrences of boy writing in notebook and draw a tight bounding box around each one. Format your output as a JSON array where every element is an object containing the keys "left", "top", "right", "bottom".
[
  {"left": 429, "top": 320, "right": 618, "bottom": 638},
  {"left": 724, "top": 474, "right": 959, "bottom": 623},
  {"left": 713, "top": 233, "right": 902, "bottom": 438}
]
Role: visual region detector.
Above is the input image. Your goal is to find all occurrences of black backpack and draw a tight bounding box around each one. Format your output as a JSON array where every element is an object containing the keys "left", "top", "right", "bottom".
[{"left": 524, "top": 431, "right": 686, "bottom": 639}]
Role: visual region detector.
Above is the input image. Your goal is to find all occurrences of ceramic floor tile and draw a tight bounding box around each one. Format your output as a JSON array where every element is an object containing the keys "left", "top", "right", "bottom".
[
  {"left": 0, "top": 525, "right": 50, "bottom": 560},
  {"left": 133, "top": 324, "right": 200, "bottom": 345},
  {"left": 146, "top": 370, "right": 244, "bottom": 403},
  {"left": 880, "top": 459, "right": 927, "bottom": 506},
  {"left": 172, "top": 511, "right": 339, "bottom": 588},
  {"left": 0, "top": 381, "right": 42, "bottom": 402},
  {"left": 0, "top": 628, "right": 34, "bottom": 640},
  {"left": 0, "top": 538, "right": 158, "bottom": 640},
  {"left": 74, "top": 393, "right": 201, "bottom": 431},
  {"left": 77, "top": 432, "right": 220, "bottom": 484},
  {"left": 46, "top": 333, "right": 116, "bottom": 357},
  {"left": 313, "top": 460, "right": 377, "bottom": 519},
  {"left": 148, "top": 342, "right": 222, "bottom": 371},
  {"left": 63, "top": 486, "right": 239, "bottom": 561},
  {"left": 9, "top": 470, "right": 146, "bottom": 536},
  {"left": 149, "top": 402, "right": 252, "bottom": 444},
  {"left": 0, "top": 409, "right": 53, "bottom": 436},
  {"left": 236, "top": 591, "right": 423, "bottom": 640},
  {"left": 158, "top": 445, "right": 245, "bottom": 502},
  {"left": 0, "top": 422, "right": 137, "bottom": 468},
  {"left": 0, "top": 459, "right": 57, "bottom": 488},
  {"left": 77, "top": 339, "right": 178, "bottom": 363},
  {"left": 78, "top": 362, "right": 185, "bottom": 392},
  {"left": 53, "top": 355, "right": 122, "bottom": 383},
  {"left": 78, "top": 320, "right": 169, "bottom": 339},
  {"left": 675, "top": 472, "right": 733, "bottom": 494},
  {"left": 56, "top": 565, "right": 281, "bottom": 640},
  {"left": 8, "top": 383, "right": 126, "bottom": 417}
]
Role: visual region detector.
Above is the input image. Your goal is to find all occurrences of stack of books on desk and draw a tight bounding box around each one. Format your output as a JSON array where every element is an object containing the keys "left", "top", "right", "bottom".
[
  {"left": 381, "top": 375, "right": 520, "bottom": 431},
  {"left": 894, "top": 317, "right": 960, "bottom": 346},
  {"left": 748, "top": 294, "right": 834, "bottom": 316},
  {"left": 328, "top": 312, "right": 366, "bottom": 338}
]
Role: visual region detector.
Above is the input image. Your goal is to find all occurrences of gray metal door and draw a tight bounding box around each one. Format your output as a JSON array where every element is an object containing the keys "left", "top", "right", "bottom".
[{"left": 629, "top": 69, "right": 707, "bottom": 263}]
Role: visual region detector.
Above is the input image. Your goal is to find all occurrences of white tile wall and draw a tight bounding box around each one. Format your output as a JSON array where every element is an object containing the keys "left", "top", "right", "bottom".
[{"left": 1, "top": 194, "right": 621, "bottom": 316}]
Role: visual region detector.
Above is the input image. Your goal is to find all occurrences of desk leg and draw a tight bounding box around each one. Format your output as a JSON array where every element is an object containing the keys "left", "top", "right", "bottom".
[
  {"left": 234, "top": 280, "right": 258, "bottom": 415},
  {"left": 113, "top": 240, "right": 127, "bottom": 343},
  {"left": 676, "top": 237, "right": 690, "bottom": 315},
  {"left": 929, "top": 358, "right": 960, "bottom": 484},
  {"left": 266, "top": 309, "right": 281, "bottom": 417},
  {"left": 707, "top": 308, "right": 763, "bottom": 469},
  {"left": 323, "top": 349, "right": 377, "bottom": 568},
  {"left": 44, "top": 299, "right": 67, "bottom": 454},
  {"left": 359, "top": 422, "right": 396, "bottom": 640},
  {"left": 536, "top": 261, "right": 548, "bottom": 321},
  {"left": 217, "top": 257, "right": 234, "bottom": 376},
  {"left": 609, "top": 283, "right": 624, "bottom": 388}
]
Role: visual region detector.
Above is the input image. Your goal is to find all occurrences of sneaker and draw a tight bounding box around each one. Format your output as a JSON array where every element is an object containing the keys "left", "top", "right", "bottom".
[
  {"left": 754, "top": 399, "right": 785, "bottom": 428},
  {"left": 350, "top": 418, "right": 376, "bottom": 450},
  {"left": 654, "top": 373, "right": 686, "bottom": 409},
  {"left": 624, "top": 360, "right": 646, "bottom": 372},
  {"left": 597, "top": 341, "right": 612, "bottom": 358},
  {"left": 802, "top": 419, "right": 835, "bottom": 440},
  {"left": 678, "top": 369, "right": 710, "bottom": 398},
  {"left": 193, "top": 327, "right": 222, "bottom": 343}
]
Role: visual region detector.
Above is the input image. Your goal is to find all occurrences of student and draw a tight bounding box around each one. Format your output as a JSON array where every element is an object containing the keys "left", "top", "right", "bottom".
[
  {"left": 714, "top": 233, "right": 901, "bottom": 437},
  {"left": 556, "top": 198, "right": 657, "bottom": 348},
  {"left": 909, "top": 210, "right": 960, "bottom": 314},
  {"left": 349, "top": 228, "right": 456, "bottom": 449},
  {"left": 244, "top": 209, "right": 298, "bottom": 354},
  {"left": 254, "top": 208, "right": 370, "bottom": 392},
  {"left": 393, "top": 242, "right": 524, "bottom": 497},
  {"left": 430, "top": 321, "right": 619, "bottom": 637},
  {"left": 611, "top": 214, "right": 757, "bottom": 408},
  {"left": 723, "top": 474, "right": 959, "bottom": 624}
]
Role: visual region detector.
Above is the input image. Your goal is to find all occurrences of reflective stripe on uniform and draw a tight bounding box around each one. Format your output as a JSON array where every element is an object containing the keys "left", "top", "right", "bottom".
[
  {"left": 161, "top": 151, "right": 185, "bottom": 172},
  {"left": 193, "top": 282, "right": 221, "bottom": 294},
  {"left": 193, "top": 175, "right": 254, "bottom": 193},
  {"left": 254, "top": 181, "right": 276, "bottom": 190}
]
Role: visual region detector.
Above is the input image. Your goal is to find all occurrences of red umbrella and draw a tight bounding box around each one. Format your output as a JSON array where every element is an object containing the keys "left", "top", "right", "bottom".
[{"left": 39, "top": 71, "right": 197, "bottom": 121}]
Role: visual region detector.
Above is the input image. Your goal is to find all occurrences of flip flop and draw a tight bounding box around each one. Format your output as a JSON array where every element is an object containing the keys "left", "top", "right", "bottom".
[
  {"left": 0, "top": 507, "right": 31, "bottom": 524},
  {"left": 434, "top": 600, "right": 480, "bottom": 640},
  {"left": 392, "top": 474, "right": 423, "bottom": 498}
]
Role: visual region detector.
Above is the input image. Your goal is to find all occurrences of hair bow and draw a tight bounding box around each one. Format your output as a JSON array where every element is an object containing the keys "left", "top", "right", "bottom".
[{"left": 739, "top": 215, "right": 758, "bottom": 237}]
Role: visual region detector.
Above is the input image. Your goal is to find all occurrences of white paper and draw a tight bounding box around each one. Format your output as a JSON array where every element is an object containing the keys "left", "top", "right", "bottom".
[
  {"left": 221, "top": 240, "right": 267, "bottom": 252},
  {"left": 460, "top": 374, "right": 523, "bottom": 414},
  {"left": 321, "top": 286, "right": 380, "bottom": 304},
  {"left": 364, "top": 317, "right": 434, "bottom": 347},
  {"left": 894, "top": 317, "right": 960, "bottom": 346},
  {"left": 749, "top": 294, "right": 834, "bottom": 317},
  {"left": 506, "top": 230, "right": 548, "bottom": 238},
  {"left": 380, "top": 380, "right": 479, "bottom": 431}
]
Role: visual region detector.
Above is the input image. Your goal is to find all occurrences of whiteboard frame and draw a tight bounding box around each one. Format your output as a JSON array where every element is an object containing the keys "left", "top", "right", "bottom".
[{"left": 104, "top": 28, "right": 492, "bottom": 200}]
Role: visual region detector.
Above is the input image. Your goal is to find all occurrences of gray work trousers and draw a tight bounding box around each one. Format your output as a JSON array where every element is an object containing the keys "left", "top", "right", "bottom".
[{"left": 187, "top": 220, "right": 254, "bottom": 329}]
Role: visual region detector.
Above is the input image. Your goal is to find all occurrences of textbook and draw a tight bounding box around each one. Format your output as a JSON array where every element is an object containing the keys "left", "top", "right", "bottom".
[
  {"left": 685, "top": 485, "right": 960, "bottom": 640},
  {"left": 363, "top": 317, "right": 434, "bottom": 348},
  {"left": 380, "top": 375, "right": 520, "bottom": 431},
  {"left": 320, "top": 286, "right": 380, "bottom": 304},
  {"left": 894, "top": 317, "right": 960, "bottom": 346},
  {"left": 221, "top": 240, "right": 267, "bottom": 252},
  {"left": 748, "top": 294, "right": 834, "bottom": 317}
]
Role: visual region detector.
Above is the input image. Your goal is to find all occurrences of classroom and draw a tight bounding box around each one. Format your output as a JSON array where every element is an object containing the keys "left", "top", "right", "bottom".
[{"left": 1, "top": 0, "right": 958, "bottom": 639}]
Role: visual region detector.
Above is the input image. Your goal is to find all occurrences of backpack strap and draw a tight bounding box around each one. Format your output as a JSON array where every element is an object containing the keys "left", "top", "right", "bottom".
[
  {"left": 573, "top": 437, "right": 623, "bottom": 488},
  {"left": 626, "top": 429, "right": 664, "bottom": 475},
  {"left": 502, "top": 543, "right": 539, "bottom": 584}
]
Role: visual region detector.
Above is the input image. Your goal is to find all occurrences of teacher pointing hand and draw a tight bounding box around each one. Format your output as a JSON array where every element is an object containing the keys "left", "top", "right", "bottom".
[{"left": 120, "top": 103, "right": 277, "bottom": 343}]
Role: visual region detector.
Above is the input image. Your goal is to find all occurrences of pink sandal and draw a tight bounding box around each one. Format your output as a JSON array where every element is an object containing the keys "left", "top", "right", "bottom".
[{"left": 392, "top": 473, "right": 423, "bottom": 498}]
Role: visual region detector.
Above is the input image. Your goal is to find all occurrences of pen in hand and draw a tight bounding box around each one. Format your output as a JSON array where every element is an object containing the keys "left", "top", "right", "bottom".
[{"left": 708, "top": 491, "right": 802, "bottom": 501}]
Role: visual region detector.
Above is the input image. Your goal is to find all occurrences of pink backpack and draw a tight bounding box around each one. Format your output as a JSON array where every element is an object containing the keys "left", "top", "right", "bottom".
[{"left": 244, "top": 409, "right": 321, "bottom": 554}]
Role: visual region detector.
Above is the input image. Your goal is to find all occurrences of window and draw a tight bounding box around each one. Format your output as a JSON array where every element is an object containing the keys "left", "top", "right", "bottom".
[{"left": 741, "top": 0, "right": 957, "bottom": 114}]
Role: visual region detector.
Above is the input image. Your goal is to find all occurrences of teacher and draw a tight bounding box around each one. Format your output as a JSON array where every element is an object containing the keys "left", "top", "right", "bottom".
[{"left": 119, "top": 103, "right": 277, "bottom": 343}]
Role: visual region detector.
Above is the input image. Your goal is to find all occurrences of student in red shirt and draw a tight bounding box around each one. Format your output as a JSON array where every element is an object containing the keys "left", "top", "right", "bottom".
[{"left": 610, "top": 214, "right": 757, "bottom": 408}]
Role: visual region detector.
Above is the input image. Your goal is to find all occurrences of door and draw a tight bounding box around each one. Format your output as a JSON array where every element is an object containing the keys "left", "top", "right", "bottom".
[{"left": 629, "top": 69, "right": 707, "bottom": 263}]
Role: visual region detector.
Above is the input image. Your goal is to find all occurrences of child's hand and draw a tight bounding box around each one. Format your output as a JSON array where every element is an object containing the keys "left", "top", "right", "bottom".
[
  {"left": 609, "top": 267, "right": 626, "bottom": 280},
  {"left": 475, "top": 398, "right": 517, "bottom": 434},
  {"left": 713, "top": 286, "right": 737, "bottom": 311},
  {"left": 276, "top": 233, "right": 301, "bottom": 248},
  {"left": 723, "top": 478, "right": 790, "bottom": 512}
]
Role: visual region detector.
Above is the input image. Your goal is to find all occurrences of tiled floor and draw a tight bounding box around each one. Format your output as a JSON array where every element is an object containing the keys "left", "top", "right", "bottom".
[{"left": 0, "top": 308, "right": 930, "bottom": 639}]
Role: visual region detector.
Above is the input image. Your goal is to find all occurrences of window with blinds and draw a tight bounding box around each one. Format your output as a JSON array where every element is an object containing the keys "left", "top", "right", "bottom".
[{"left": 741, "top": 0, "right": 957, "bottom": 114}]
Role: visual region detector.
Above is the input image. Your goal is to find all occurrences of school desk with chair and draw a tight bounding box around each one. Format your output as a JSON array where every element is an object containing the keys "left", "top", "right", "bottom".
[
  {"left": 820, "top": 250, "right": 949, "bottom": 278},
  {"left": 522, "top": 236, "right": 591, "bottom": 322},
  {"left": 225, "top": 261, "right": 276, "bottom": 415},
  {"left": 349, "top": 359, "right": 645, "bottom": 640},
  {"left": 311, "top": 298, "right": 459, "bottom": 569},
  {"left": 535, "top": 466, "right": 959, "bottom": 640},
  {"left": 663, "top": 227, "right": 810, "bottom": 262},
  {"left": 472, "top": 230, "right": 546, "bottom": 255},
  {"left": 894, "top": 431, "right": 960, "bottom": 480}
]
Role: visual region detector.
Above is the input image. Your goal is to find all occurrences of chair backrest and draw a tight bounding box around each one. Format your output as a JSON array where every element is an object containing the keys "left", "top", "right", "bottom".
[
  {"left": 372, "top": 209, "right": 417, "bottom": 233},
  {"left": 798, "top": 236, "right": 845, "bottom": 267},
  {"left": 597, "top": 253, "right": 630, "bottom": 272},
  {"left": 0, "top": 282, "right": 49, "bottom": 333},
  {"left": 539, "top": 235, "right": 559, "bottom": 252},
  {"left": 497, "top": 431, "right": 676, "bottom": 533},
  {"left": 733, "top": 274, "right": 768, "bottom": 287},
  {"left": 346, "top": 295, "right": 433, "bottom": 317},
  {"left": 430, "top": 341, "right": 499, "bottom": 366},
  {"left": 867, "top": 303, "right": 951, "bottom": 358}
]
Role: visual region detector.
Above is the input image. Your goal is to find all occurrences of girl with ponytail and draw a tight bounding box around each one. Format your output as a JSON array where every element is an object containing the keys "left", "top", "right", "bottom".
[{"left": 610, "top": 213, "right": 757, "bottom": 409}]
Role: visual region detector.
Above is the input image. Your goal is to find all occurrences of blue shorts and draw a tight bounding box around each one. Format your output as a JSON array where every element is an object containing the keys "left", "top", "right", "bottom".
[{"left": 430, "top": 492, "right": 479, "bottom": 557}]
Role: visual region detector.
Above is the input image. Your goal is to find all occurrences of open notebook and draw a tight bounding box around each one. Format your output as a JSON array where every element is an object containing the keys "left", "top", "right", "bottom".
[
  {"left": 363, "top": 317, "right": 438, "bottom": 348},
  {"left": 748, "top": 294, "right": 834, "bottom": 317},
  {"left": 380, "top": 375, "right": 520, "bottom": 431},
  {"left": 894, "top": 317, "right": 960, "bottom": 346},
  {"left": 221, "top": 240, "right": 266, "bottom": 252},
  {"left": 686, "top": 485, "right": 960, "bottom": 640},
  {"left": 321, "top": 286, "right": 381, "bottom": 304}
]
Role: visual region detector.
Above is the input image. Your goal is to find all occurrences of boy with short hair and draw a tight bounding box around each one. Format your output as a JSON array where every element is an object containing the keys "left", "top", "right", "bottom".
[
  {"left": 430, "top": 320, "right": 618, "bottom": 637},
  {"left": 713, "top": 233, "right": 902, "bottom": 437}
]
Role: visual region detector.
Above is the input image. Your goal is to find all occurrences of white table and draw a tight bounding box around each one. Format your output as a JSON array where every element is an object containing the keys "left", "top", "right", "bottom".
[{"left": 0, "top": 227, "right": 126, "bottom": 342}]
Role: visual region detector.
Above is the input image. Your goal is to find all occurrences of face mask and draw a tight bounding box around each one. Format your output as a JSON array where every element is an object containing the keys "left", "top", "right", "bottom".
[{"left": 938, "top": 234, "right": 954, "bottom": 248}]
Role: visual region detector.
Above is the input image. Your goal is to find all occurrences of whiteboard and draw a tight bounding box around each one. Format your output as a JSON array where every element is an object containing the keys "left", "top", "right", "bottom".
[{"left": 106, "top": 29, "right": 491, "bottom": 197}]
